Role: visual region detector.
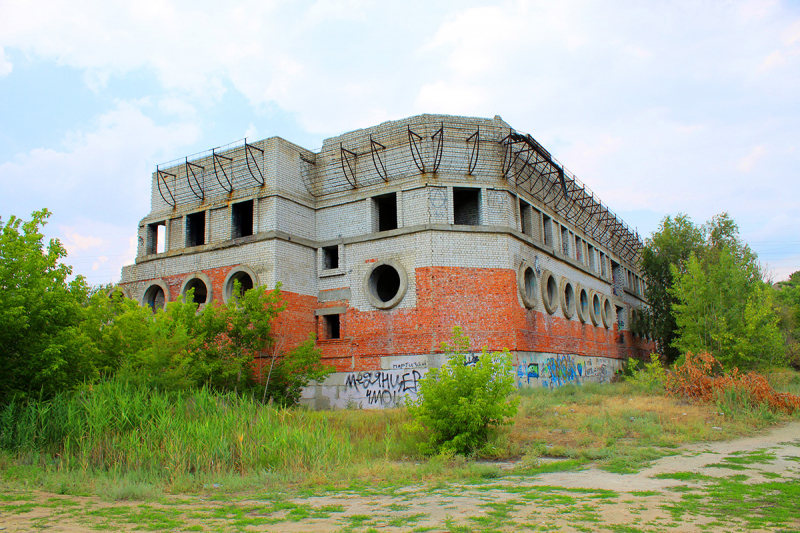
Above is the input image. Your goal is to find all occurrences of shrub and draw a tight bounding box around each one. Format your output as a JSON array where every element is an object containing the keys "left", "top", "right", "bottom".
[
  {"left": 666, "top": 351, "right": 800, "bottom": 414},
  {"left": 624, "top": 353, "right": 667, "bottom": 393},
  {"left": 406, "top": 327, "right": 519, "bottom": 455}
]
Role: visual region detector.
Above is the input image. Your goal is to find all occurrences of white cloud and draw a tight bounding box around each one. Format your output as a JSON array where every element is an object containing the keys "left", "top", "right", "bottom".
[
  {"left": 0, "top": 100, "right": 200, "bottom": 220},
  {"left": 738, "top": 145, "right": 767, "bottom": 172},
  {"left": 59, "top": 228, "right": 103, "bottom": 256},
  {"left": 0, "top": 47, "right": 11, "bottom": 76}
]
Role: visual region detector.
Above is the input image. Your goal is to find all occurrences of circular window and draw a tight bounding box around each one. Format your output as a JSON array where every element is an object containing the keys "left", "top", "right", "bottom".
[
  {"left": 364, "top": 260, "right": 408, "bottom": 309},
  {"left": 107, "top": 285, "right": 130, "bottom": 301},
  {"left": 576, "top": 286, "right": 589, "bottom": 324},
  {"left": 140, "top": 280, "right": 170, "bottom": 312},
  {"left": 540, "top": 270, "right": 558, "bottom": 315},
  {"left": 602, "top": 297, "right": 613, "bottom": 329},
  {"left": 517, "top": 262, "right": 537, "bottom": 309},
  {"left": 223, "top": 266, "right": 259, "bottom": 303},
  {"left": 589, "top": 291, "right": 602, "bottom": 326},
  {"left": 180, "top": 273, "right": 213, "bottom": 305},
  {"left": 560, "top": 279, "right": 575, "bottom": 319}
]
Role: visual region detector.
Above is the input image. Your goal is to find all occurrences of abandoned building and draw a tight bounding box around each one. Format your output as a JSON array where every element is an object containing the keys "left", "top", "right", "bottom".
[{"left": 118, "top": 114, "right": 653, "bottom": 408}]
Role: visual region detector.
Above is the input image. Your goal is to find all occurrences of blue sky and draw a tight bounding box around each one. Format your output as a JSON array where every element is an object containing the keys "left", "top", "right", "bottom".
[{"left": 1, "top": 0, "right": 799, "bottom": 285}]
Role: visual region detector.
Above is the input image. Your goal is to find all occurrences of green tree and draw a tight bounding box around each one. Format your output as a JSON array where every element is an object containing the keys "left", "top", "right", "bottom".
[
  {"left": 774, "top": 271, "right": 800, "bottom": 368},
  {"left": 640, "top": 214, "right": 704, "bottom": 363},
  {"left": 407, "top": 327, "right": 519, "bottom": 455},
  {"left": 0, "top": 210, "right": 92, "bottom": 404},
  {"left": 669, "top": 215, "right": 784, "bottom": 370}
]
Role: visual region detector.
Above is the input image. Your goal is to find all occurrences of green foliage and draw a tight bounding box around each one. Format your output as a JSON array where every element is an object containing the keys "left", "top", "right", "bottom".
[
  {"left": 643, "top": 212, "right": 785, "bottom": 371},
  {"left": 624, "top": 354, "right": 667, "bottom": 394},
  {"left": 670, "top": 236, "right": 784, "bottom": 371},
  {"left": 407, "top": 327, "right": 519, "bottom": 455},
  {"left": 0, "top": 210, "right": 92, "bottom": 404},
  {"left": 262, "top": 333, "right": 335, "bottom": 406},
  {"left": 640, "top": 214, "right": 704, "bottom": 363},
  {"left": 773, "top": 271, "right": 800, "bottom": 369}
]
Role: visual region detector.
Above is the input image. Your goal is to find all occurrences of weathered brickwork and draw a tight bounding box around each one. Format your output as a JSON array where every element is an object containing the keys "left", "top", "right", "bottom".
[{"left": 120, "top": 114, "right": 654, "bottom": 409}]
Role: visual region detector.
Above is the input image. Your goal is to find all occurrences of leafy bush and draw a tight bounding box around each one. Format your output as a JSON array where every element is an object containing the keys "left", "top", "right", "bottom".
[
  {"left": 407, "top": 327, "right": 519, "bottom": 455},
  {"left": 624, "top": 353, "right": 667, "bottom": 393}
]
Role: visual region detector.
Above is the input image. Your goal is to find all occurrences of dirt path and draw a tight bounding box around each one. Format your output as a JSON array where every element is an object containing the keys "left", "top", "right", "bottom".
[{"left": 2, "top": 422, "right": 799, "bottom": 532}]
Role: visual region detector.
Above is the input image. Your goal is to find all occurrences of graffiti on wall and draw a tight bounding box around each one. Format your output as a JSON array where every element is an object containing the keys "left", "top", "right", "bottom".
[
  {"left": 344, "top": 369, "right": 423, "bottom": 406},
  {"left": 516, "top": 354, "right": 620, "bottom": 389}
]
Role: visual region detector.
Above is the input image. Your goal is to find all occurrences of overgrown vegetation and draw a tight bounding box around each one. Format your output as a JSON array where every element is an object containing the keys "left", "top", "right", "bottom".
[
  {"left": 641, "top": 212, "right": 785, "bottom": 370},
  {"left": 406, "top": 327, "right": 519, "bottom": 455},
  {"left": 0, "top": 210, "right": 332, "bottom": 406}
]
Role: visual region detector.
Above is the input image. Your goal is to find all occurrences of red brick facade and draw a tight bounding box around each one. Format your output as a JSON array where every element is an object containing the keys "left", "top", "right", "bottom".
[{"left": 134, "top": 264, "right": 652, "bottom": 374}]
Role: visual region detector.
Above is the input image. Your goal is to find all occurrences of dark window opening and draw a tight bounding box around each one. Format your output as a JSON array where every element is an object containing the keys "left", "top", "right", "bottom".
[
  {"left": 371, "top": 264, "right": 401, "bottom": 303},
  {"left": 546, "top": 275, "right": 557, "bottom": 308},
  {"left": 564, "top": 283, "right": 575, "bottom": 313},
  {"left": 611, "top": 260, "right": 623, "bottom": 296},
  {"left": 524, "top": 267, "right": 535, "bottom": 299},
  {"left": 520, "top": 200, "right": 533, "bottom": 236},
  {"left": 593, "top": 294, "right": 601, "bottom": 316},
  {"left": 561, "top": 226, "right": 570, "bottom": 256},
  {"left": 543, "top": 215, "right": 553, "bottom": 246},
  {"left": 580, "top": 289, "right": 589, "bottom": 316},
  {"left": 616, "top": 305, "right": 626, "bottom": 329},
  {"left": 575, "top": 237, "right": 583, "bottom": 263},
  {"left": 324, "top": 314, "right": 341, "bottom": 340},
  {"left": 143, "top": 285, "right": 165, "bottom": 312},
  {"left": 228, "top": 271, "right": 254, "bottom": 299},
  {"left": 146, "top": 222, "right": 166, "bottom": 255},
  {"left": 453, "top": 188, "right": 480, "bottom": 225},
  {"left": 601, "top": 252, "right": 608, "bottom": 278},
  {"left": 184, "top": 278, "right": 208, "bottom": 304},
  {"left": 232, "top": 200, "right": 254, "bottom": 238},
  {"left": 186, "top": 211, "right": 206, "bottom": 247},
  {"left": 375, "top": 193, "right": 398, "bottom": 232},
  {"left": 322, "top": 246, "right": 339, "bottom": 270}
]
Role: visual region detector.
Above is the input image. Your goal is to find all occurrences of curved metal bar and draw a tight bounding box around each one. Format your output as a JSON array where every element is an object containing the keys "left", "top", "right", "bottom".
[
  {"left": 370, "top": 136, "right": 388, "bottom": 182},
  {"left": 299, "top": 155, "right": 318, "bottom": 197},
  {"left": 186, "top": 158, "right": 205, "bottom": 201},
  {"left": 340, "top": 143, "right": 357, "bottom": 189},
  {"left": 499, "top": 133, "right": 514, "bottom": 177},
  {"left": 466, "top": 128, "right": 480, "bottom": 174},
  {"left": 408, "top": 126, "right": 425, "bottom": 174},
  {"left": 431, "top": 123, "right": 444, "bottom": 173},
  {"left": 156, "top": 168, "right": 176, "bottom": 207},
  {"left": 511, "top": 148, "right": 534, "bottom": 184},
  {"left": 245, "top": 142, "right": 265, "bottom": 186},
  {"left": 212, "top": 149, "right": 233, "bottom": 193}
]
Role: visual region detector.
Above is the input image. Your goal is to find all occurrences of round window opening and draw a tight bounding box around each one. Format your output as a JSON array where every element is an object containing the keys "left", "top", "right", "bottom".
[
  {"left": 227, "top": 271, "right": 254, "bottom": 299},
  {"left": 364, "top": 260, "right": 408, "bottom": 309},
  {"left": 546, "top": 276, "right": 557, "bottom": 308},
  {"left": 372, "top": 264, "right": 400, "bottom": 303},
  {"left": 580, "top": 289, "right": 588, "bottom": 314},
  {"left": 593, "top": 294, "right": 601, "bottom": 316},
  {"left": 524, "top": 267, "right": 536, "bottom": 300},
  {"left": 144, "top": 285, "right": 165, "bottom": 311},
  {"left": 184, "top": 278, "right": 208, "bottom": 304},
  {"left": 603, "top": 298, "right": 613, "bottom": 328},
  {"left": 564, "top": 283, "right": 575, "bottom": 315}
]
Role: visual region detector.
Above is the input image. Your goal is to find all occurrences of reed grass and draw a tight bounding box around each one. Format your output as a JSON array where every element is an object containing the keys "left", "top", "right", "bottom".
[{"left": 0, "top": 380, "right": 419, "bottom": 487}]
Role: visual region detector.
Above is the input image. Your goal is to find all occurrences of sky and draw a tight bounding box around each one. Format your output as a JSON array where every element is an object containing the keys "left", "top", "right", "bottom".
[{"left": 1, "top": 0, "right": 799, "bottom": 285}]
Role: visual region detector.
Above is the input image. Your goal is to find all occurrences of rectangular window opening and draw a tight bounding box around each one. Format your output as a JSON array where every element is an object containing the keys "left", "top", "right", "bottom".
[
  {"left": 520, "top": 200, "right": 533, "bottom": 236},
  {"left": 146, "top": 222, "right": 166, "bottom": 255},
  {"left": 561, "top": 226, "right": 570, "bottom": 256},
  {"left": 324, "top": 314, "right": 341, "bottom": 340},
  {"left": 588, "top": 245, "right": 596, "bottom": 272},
  {"left": 575, "top": 236, "right": 583, "bottom": 263},
  {"left": 186, "top": 211, "right": 206, "bottom": 247},
  {"left": 601, "top": 252, "right": 608, "bottom": 278},
  {"left": 232, "top": 200, "right": 254, "bottom": 238},
  {"left": 453, "top": 187, "right": 481, "bottom": 225},
  {"left": 322, "top": 245, "right": 339, "bottom": 270},
  {"left": 543, "top": 215, "right": 553, "bottom": 247},
  {"left": 374, "top": 193, "right": 398, "bottom": 232}
]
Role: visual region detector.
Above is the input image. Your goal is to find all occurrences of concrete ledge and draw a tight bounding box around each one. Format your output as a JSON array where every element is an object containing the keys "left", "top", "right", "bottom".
[{"left": 315, "top": 306, "right": 347, "bottom": 316}]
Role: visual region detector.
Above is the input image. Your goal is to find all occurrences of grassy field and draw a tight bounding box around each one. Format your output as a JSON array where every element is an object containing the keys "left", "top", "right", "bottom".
[{"left": 1, "top": 369, "right": 797, "bottom": 502}]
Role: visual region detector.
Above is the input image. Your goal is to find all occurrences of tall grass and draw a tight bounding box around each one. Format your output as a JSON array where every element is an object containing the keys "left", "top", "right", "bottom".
[{"left": 0, "top": 380, "right": 418, "bottom": 484}]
